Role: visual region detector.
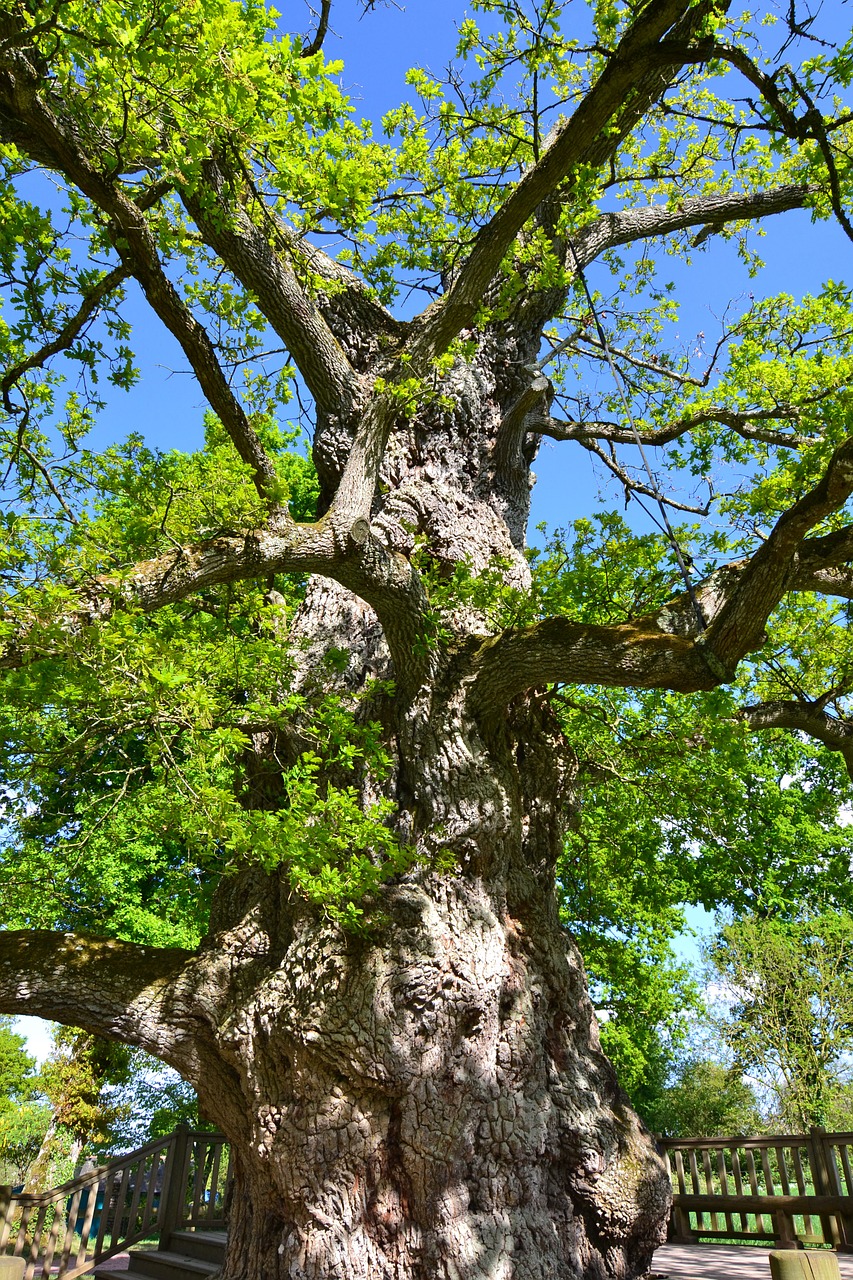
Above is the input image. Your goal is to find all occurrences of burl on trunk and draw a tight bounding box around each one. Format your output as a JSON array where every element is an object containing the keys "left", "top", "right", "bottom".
[{"left": 207, "top": 879, "right": 671, "bottom": 1280}]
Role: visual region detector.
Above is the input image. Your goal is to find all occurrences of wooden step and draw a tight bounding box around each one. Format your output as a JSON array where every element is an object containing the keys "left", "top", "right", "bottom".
[
  {"left": 92, "top": 1231, "right": 227, "bottom": 1280},
  {"left": 114, "top": 1249, "right": 220, "bottom": 1280},
  {"left": 166, "top": 1231, "right": 228, "bottom": 1265},
  {"left": 132, "top": 1249, "right": 221, "bottom": 1280},
  {"left": 96, "top": 1270, "right": 156, "bottom": 1280}
]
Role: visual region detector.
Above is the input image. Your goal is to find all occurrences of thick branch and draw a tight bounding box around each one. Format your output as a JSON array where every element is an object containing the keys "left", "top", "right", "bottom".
[
  {"left": 471, "top": 439, "right": 853, "bottom": 708},
  {"left": 301, "top": 0, "right": 332, "bottom": 56},
  {"left": 742, "top": 699, "right": 853, "bottom": 779},
  {"left": 405, "top": 0, "right": 715, "bottom": 367},
  {"left": 183, "top": 161, "right": 362, "bottom": 417},
  {"left": 0, "top": 518, "right": 434, "bottom": 694},
  {"left": 272, "top": 218, "right": 406, "bottom": 349},
  {"left": 470, "top": 612, "right": 717, "bottom": 715},
  {"left": 793, "top": 524, "right": 853, "bottom": 597},
  {"left": 0, "top": 48, "right": 281, "bottom": 502},
  {"left": 0, "top": 929, "right": 193, "bottom": 1062},
  {"left": 570, "top": 184, "right": 812, "bottom": 269},
  {"left": 531, "top": 405, "right": 817, "bottom": 450},
  {"left": 704, "top": 437, "right": 853, "bottom": 667}
]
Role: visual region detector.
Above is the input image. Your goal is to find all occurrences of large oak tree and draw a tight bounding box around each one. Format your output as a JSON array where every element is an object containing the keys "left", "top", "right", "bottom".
[{"left": 1, "top": 0, "right": 853, "bottom": 1276}]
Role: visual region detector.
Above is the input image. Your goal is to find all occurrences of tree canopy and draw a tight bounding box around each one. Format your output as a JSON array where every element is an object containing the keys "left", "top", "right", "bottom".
[
  {"left": 1, "top": 0, "right": 853, "bottom": 1272},
  {"left": 0, "top": 0, "right": 851, "bottom": 946}
]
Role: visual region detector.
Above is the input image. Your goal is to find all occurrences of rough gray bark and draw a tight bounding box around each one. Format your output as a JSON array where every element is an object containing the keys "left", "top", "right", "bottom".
[{"left": 0, "top": 331, "right": 675, "bottom": 1280}]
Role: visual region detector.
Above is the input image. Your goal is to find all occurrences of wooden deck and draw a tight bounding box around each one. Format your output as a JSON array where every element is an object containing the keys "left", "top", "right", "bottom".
[{"left": 654, "top": 1245, "right": 853, "bottom": 1280}]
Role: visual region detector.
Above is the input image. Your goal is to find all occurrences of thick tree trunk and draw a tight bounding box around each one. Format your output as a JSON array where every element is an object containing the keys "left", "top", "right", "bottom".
[
  {"left": 176, "top": 333, "right": 673, "bottom": 1280},
  {"left": 5, "top": 8, "right": 853, "bottom": 1275},
  {"left": 196, "top": 863, "right": 669, "bottom": 1280},
  {"left": 0, "top": 332, "right": 675, "bottom": 1278}
]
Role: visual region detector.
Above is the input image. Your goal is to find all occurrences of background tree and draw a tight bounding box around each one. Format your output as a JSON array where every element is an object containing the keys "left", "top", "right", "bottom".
[
  {"left": 0, "top": 1016, "right": 46, "bottom": 1184},
  {"left": 643, "top": 1058, "right": 764, "bottom": 1138},
  {"left": 708, "top": 913, "right": 853, "bottom": 1131},
  {"left": 102, "top": 1049, "right": 205, "bottom": 1153},
  {"left": 0, "top": 1, "right": 852, "bottom": 1278},
  {"left": 0, "top": 1102, "right": 51, "bottom": 1186},
  {"left": 23, "top": 1028, "right": 132, "bottom": 1190},
  {"left": 0, "top": 1017, "right": 36, "bottom": 1105}
]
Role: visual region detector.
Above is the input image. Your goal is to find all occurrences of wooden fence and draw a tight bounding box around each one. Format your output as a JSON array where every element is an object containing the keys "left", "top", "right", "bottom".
[
  {"left": 659, "top": 1129, "right": 853, "bottom": 1250},
  {"left": 5, "top": 1123, "right": 853, "bottom": 1272},
  {"left": 0, "top": 1127, "right": 230, "bottom": 1280}
]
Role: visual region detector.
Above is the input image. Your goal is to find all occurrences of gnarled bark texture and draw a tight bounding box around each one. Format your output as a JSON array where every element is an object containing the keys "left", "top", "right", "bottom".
[
  {"left": 0, "top": 330, "right": 673, "bottom": 1280},
  {"left": 203, "top": 869, "right": 668, "bottom": 1280},
  {"left": 179, "top": 332, "right": 670, "bottom": 1280}
]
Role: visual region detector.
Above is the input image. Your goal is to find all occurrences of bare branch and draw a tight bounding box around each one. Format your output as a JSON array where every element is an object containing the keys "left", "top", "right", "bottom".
[
  {"left": 14, "top": 440, "right": 77, "bottom": 521},
  {"left": 576, "top": 436, "right": 711, "bottom": 514},
  {"left": 1, "top": 264, "right": 130, "bottom": 411},
  {"left": 532, "top": 405, "right": 818, "bottom": 450},
  {"left": 301, "top": 0, "right": 332, "bottom": 57},
  {"left": 741, "top": 698, "right": 853, "bottom": 779},
  {"left": 570, "top": 184, "right": 813, "bottom": 270},
  {"left": 574, "top": 330, "right": 726, "bottom": 387}
]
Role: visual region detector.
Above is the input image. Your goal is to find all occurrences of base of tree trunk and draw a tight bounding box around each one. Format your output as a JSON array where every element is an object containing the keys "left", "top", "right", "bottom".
[{"left": 207, "top": 873, "right": 671, "bottom": 1280}]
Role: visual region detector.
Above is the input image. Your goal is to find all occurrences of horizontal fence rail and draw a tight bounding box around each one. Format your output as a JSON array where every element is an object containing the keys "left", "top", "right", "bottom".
[
  {"left": 0, "top": 1128, "right": 230, "bottom": 1280},
  {"left": 6, "top": 1123, "right": 851, "bottom": 1272},
  {"left": 659, "top": 1129, "right": 853, "bottom": 1251}
]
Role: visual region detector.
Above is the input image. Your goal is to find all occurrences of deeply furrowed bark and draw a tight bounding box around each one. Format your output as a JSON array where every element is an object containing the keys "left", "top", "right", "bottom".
[
  {"left": 168, "top": 331, "right": 671, "bottom": 1280},
  {"left": 0, "top": 326, "right": 673, "bottom": 1280},
  {"left": 198, "top": 860, "right": 670, "bottom": 1280},
  {"left": 0, "top": 9, "right": 741, "bottom": 1273}
]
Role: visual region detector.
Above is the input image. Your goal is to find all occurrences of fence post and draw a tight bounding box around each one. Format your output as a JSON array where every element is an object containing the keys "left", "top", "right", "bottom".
[
  {"left": 157, "top": 1125, "right": 190, "bottom": 1251},
  {"left": 808, "top": 1127, "right": 843, "bottom": 1248},
  {"left": 0, "top": 1186, "right": 12, "bottom": 1253},
  {"left": 814, "top": 1129, "right": 853, "bottom": 1253}
]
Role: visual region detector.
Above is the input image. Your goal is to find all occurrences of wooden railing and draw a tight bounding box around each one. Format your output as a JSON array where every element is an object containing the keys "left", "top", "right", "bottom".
[
  {"left": 0, "top": 1128, "right": 230, "bottom": 1280},
  {"left": 9, "top": 1122, "right": 851, "bottom": 1271},
  {"left": 659, "top": 1129, "right": 853, "bottom": 1250}
]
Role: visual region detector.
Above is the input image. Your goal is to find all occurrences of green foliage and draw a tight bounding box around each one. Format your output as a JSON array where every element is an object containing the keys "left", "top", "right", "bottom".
[
  {"left": 0, "top": 1017, "right": 43, "bottom": 1182},
  {"left": 708, "top": 913, "right": 853, "bottom": 1130},
  {"left": 0, "top": 0, "right": 852, "bottom": 1120},
  {"left": 100, "top": 1049, "right": 206, "bottom": 1154},
  {"left": 38, "top": 1027, "right": 134, "bottom": 1150},
  {"left": 0, "top": 1100, "right": 51, "bottom": 1185},
  {"left": 0, "top": 1017, "right": 37, "bottom": 1104},
  {"left": 0, "top": 413, "right": 408, "bottom": 933},
  {"left": 643, "top": 1058, "right": 765, "bottom": 1138},
  {"left": 526, "top": 510, "right": 853, "bottom": 1094}
]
